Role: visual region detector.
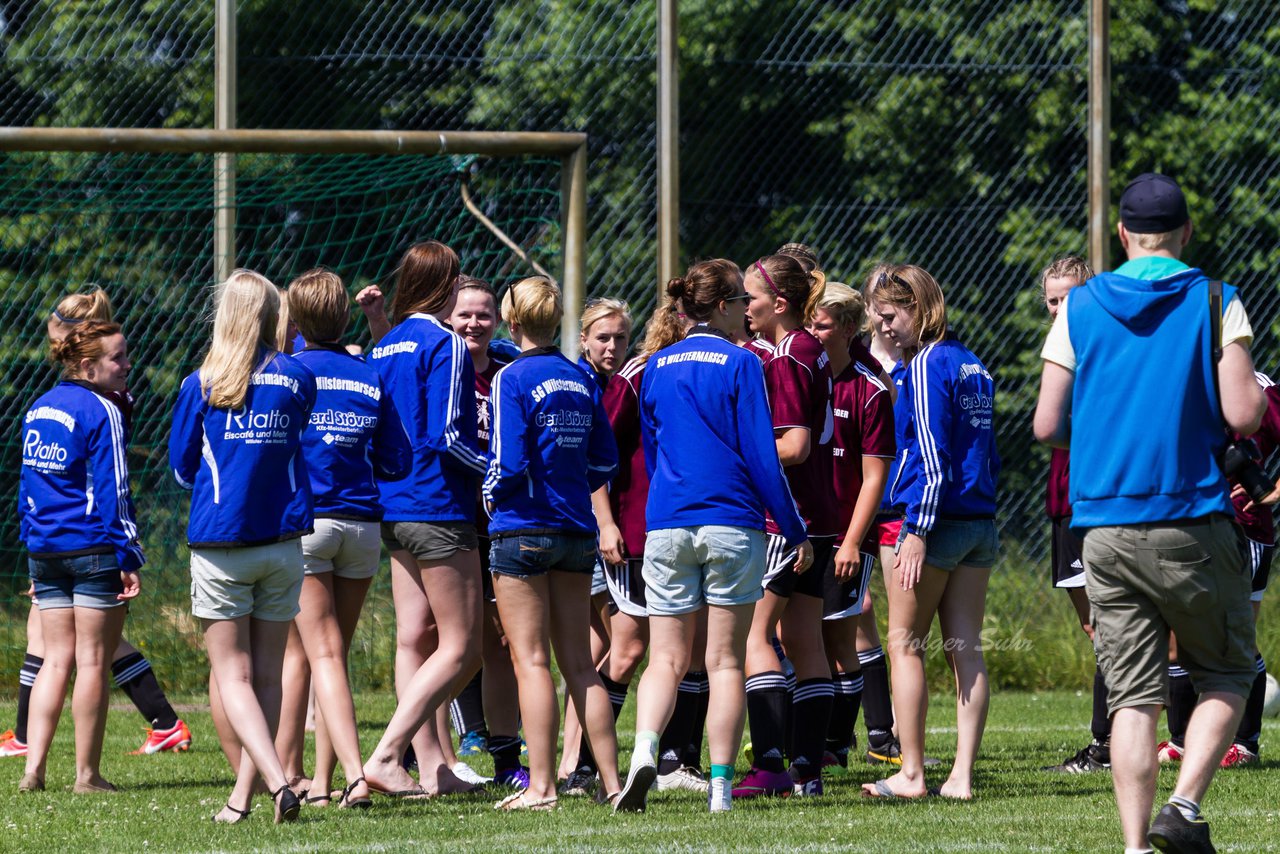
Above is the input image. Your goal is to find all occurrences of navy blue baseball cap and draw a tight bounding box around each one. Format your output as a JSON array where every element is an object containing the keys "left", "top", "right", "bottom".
[{"left": 1119, "top": 172, "right": 1189, "bottom": 234}]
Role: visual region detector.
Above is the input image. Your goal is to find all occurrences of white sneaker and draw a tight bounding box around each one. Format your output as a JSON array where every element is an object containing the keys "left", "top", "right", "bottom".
[
  {"left": 708, "top": 776, "right": 731, "bottom": 812},
  {"left": 614, "top": 760, "right": 656, "bottom": 812},
  {"left": 452, "top": 761, "right": 492, "bottom": 786},
  {"left": 656, "top": 765, "right": 709, "bottom": 793}
]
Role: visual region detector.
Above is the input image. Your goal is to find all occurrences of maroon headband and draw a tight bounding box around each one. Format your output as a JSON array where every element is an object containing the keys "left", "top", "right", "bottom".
[{"left": 754, "top": 261, "right": 782, "bottom": 299}]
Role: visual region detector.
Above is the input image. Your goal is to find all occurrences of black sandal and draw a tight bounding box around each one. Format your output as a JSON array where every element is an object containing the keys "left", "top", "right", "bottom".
[
  {"left": 271, "top": 784, "right": 301, "bottom": 823},
  {"left": 304, "top": 792, "right": 332, "bottom": 807},
  {"left": 212, "top": 802, "right": 251, "bottom": 824},
  {"left": 339, "top": 775, "right": 373, "bottom": 810}
]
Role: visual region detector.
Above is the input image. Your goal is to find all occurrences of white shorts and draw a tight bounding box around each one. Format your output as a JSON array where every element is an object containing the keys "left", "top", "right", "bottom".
[
  {"left": 302, "top": 518, "right": 381, "bottom": 579},
  {"left": 191, "top": 539, "right": 304, "bottom": 622}
]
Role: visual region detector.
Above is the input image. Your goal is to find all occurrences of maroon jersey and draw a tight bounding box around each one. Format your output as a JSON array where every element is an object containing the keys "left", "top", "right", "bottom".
[
  {"left": 604, "top": 356, "right": 649, "bottom": 557},
  {"left": 1045, "top": 447, "right": 1071, "bottom": 520},
  {"left": 1231, "top": 374, "right": 1280, "bottom": 544},
  {"left": 831, "top": 360, "right": 896, "bottom": 545},
  {"left": 473, "top": 357, "right": 505, "bottom": 537},
  {"left": 744, "top": 336, "right": 774, "bottom": 364},
  {"left": 765, "top": 328, "right": 839, "bottom": 537}
]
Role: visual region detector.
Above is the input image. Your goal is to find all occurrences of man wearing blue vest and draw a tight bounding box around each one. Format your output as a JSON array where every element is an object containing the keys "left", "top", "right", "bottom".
[{"left": 1034, "top": 173, "right": 1265, "bottom": 854}]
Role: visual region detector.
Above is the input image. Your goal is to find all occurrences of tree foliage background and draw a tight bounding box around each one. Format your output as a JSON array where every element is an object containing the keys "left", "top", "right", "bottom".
[{"left": 1, "top": 0, "right": 1278, "bottom": 691}]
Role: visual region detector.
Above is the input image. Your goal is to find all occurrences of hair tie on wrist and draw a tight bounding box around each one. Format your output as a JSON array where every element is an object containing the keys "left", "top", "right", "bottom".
[{"left": 755, "top": 261, "right": 782, "bottom": 299}]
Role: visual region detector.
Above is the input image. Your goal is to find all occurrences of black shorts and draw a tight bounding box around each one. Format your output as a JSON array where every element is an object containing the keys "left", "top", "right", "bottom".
[
  {"left": 1245, "top": 535, "right": 1274, "bottom": 601},
  {"left": 1051, "top": 517, "right": 1086, "bottom": 589},
  {"left": 605, "top": 557, "right": 647, "bottom": 618},
  {"left": 763, "top": 534, "right": 835, "bottom": 599},
  {"left": 822, "top": 547, "right": 875, "bottom": 621}
]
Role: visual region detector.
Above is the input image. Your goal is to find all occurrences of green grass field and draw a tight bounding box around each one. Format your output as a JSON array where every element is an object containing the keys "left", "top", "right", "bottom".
[{"left": 1, "top": 691, "right": 1278, "bottom": 852}]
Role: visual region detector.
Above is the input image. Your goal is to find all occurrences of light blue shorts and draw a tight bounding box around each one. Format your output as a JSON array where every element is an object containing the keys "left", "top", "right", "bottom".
[{"left": 641, "top": 526, "right": 766, "bottom": 616}]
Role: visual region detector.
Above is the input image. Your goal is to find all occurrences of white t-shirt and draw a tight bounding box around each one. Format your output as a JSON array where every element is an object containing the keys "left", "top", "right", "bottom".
[{"left": 1041, "top": 292, "right": 1252, "bottom": 372}]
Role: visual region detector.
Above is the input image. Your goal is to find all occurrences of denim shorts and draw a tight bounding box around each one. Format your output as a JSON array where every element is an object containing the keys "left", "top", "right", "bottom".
[
  {"left": 29, "top": 552, "right": 125, "bottom": 610},
  {"left": 642, "top": 525, "right": 766, "bottom": 616},
  {"left": 898, "top": 518, "right": 999, "bottom": 571},
  {"left": 489, "top": 532, "right": 598, "bottom": 578}
]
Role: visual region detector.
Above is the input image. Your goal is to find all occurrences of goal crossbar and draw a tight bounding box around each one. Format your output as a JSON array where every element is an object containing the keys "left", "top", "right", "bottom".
[{"left": 0, "top": 127, "right": 589, "bottom": 354}]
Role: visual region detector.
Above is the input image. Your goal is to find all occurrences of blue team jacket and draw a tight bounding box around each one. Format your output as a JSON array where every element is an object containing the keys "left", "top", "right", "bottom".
[
  {"left": 640, "top": 326, "right": 808, "bottom": 548},
  {"left": 484, "top": 347, "right": 618, "bottom": 535},
  {"left": 293, "top": 344, "right": 412, "bottom": 520},
  {"left": 20, "top": 381, "right": 146, "bottom": 572},
  {"left": 369, "top": 313, "right": 488, "bottom": 523},
  {"left": 889, "top": 338, "right": 999, "bottom": 535},
  {"left": 1067, "top": 267, "right": 1233, "bottom": 526},
  {"left": 169, "top": 350, "right": 317, "bottom": 548}
]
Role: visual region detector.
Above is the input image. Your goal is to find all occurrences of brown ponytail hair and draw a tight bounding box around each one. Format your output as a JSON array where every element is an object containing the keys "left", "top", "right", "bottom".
[
  {"left": 663, "top": 258, "right": 742, "bottom": 328},
  {"left": 49, "top": 320, "right": 122, "bottom": 378},
  {"left": 390, "top": 240, "right": 460, "bottom": 322},
  {"left": 752, "top": 254, "right": 826, "bottom": 324}
]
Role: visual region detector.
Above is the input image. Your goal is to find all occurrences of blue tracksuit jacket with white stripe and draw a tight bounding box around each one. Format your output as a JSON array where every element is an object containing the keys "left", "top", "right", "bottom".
[
  {"left": 292, "top": 344, "right": 412, "bottom": 520},
  {"left": 640, "top": 326, "right": 808, "bottom": 548},
  {"left": 369, "top": 313, "right": 488, "bottom": 523},
  {"left": 484, "top": 347, "right": 618, "bottom": 535},
  {"left": 169, "top": 350, "right": 317, "bottom": 548},
  {"left": 888, "top": 338, "right": 999, "bottom": 536},
  {"left": 20, "top": 380, "right": 146, "bottom": 572}
]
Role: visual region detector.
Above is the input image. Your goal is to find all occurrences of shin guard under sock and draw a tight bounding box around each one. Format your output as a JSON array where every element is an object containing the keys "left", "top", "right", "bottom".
[
  {"left": 15, "top": 654, "right": 42, "bottom": 743},
  {"left": 659, "top": 671, "right": 704, "bottom": 774},
  {"left": 450, "top": 669, "right": 487, "bottom": 738},
  {"left": 112, "top": 652, "right": 178, "bottom": 729},
  {"left": 858, "top": 645, "right": 894, "bottom": 748},
  {"left": 1235, "top": 654, "right": 1267, "bottom": 753},
  {"left": 1166, "top": 663, "right": 1195, "bottom": 748},
  {"left": 790, "top": 677, "right": 834, "bottom": 779},
  {"left": 745, "top": 672, "right": 789, "bottom": 773},
  {"left": 826, "top": 670, "right": 864, "bottom": 757}
]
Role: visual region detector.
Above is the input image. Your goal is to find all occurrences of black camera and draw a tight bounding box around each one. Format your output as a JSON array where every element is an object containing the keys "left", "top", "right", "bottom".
[{"left": 1221, "top": 439, "right": 1273, "bottom": 504}]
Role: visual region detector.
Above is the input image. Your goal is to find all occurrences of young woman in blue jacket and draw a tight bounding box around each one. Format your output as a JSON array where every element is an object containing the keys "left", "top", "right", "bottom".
[
  {"left": 861, "top": 264, "right": 999, "bottom": 802},
  {"left": 484, "top": 275, "right": 621, "bottom": 810},
  {"left": 360, "top": 241, "right": 488, "bottom": 798},
  {"left": 615, "top": 260, "right": 812, "bottom": 814},
  {"left": 169, "top": 270, "right": 316, "bottom": 823},
  {"left": 286, "top": 269, "right": 411, "bottom": 808},
  {"left": 18, "top": 320, "right": 143, "bottom": 794}
]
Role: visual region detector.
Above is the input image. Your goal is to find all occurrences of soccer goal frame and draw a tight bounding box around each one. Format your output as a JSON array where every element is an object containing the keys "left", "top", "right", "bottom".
[{"left": 0, "top": 127, "right": 589, "bottom": 354}]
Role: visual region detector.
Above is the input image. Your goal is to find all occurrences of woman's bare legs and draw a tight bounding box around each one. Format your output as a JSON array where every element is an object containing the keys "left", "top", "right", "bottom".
[
  {"left": 295, "top": 572, "right": 372, "bottom": 805},
  {"left": 22, "top": 604, "right": 126, "bottom": 791},
  {"left": 935, "top": 563, "right": 992, "bottom": 800},
  {"left": 362, "top": 548, "right": 482, "bottom": 795},
  {"left": 862, "top": 562, "right": 948, "bottom": 799},
  {"left": 275, "top": 622, "right": 311, "bottom": 790},
  {"left": 560, "top": 591, "right": 611, "bottom": 778},
  {"left": 203, "top": 617, "right": 294, "bottom": 821}
]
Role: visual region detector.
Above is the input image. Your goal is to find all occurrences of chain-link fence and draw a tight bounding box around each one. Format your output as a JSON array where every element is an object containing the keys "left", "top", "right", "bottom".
[{"left": 2, "top": 1, "right": 1280, "bottom": 692}]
